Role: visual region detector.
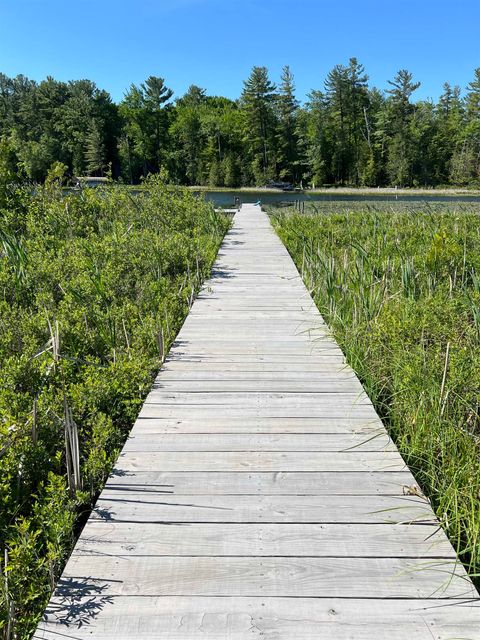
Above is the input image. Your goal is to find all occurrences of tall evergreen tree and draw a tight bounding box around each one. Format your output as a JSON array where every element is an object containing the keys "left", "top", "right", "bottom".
[
  {"left": 361, "top": 87, "right": 384, "bottom": 186},
  {"left": 120, "top": 76, "right": 173, "bottom": 180},
  {"left": 433, "top": 83, "right": 463, "bottom": 183},
  {"left": 452, "top": 68, "right": 480, "bottom": 184},
  {"left": 385, "top": 69, "right": 421, "bottom": 185},
  {"left": 119, "top": 84, "right": 149, "bottom": 179},
  {"left": 276, "top": 65, "right": 299, "bottom": 183},
  {"left": 322, "top": 58, "right": 370, "bottom": 184},
  {"left": 141, "top": 76, "right": 174, "bottom": 172},
  {"left": 85, "top": 120, "right": 106, "bottom": 175},
  {"left": 240, "top": 66, "right": 277, "bottom": 184},
  {"left": 201, "top": 96, "right": 243, "bottom": 187},
  {"left": 345, "top": 58, "right": 369, "bottom": 184},
  {"left": 170, "top": 85, "right": 207, "bottom": 185},
  {"left": 304, "top": 89, "right": 330, "bottom": 187},
  {"left": 324, "top": 64, "right": 350, "bottom": 182}
]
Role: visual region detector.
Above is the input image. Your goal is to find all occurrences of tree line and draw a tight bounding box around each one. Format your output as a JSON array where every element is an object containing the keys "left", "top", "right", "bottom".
[{"left": 1, "top": 60, "right": 480, "bottom": 188}]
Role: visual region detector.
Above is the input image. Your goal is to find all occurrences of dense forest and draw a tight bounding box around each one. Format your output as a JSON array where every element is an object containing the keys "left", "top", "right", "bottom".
[{"left": 1, "top": 60, "right": 480, "bottom": 188}]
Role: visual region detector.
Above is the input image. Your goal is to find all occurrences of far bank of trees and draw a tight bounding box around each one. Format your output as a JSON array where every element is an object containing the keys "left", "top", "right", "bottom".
[{"left": 1, "top": 61, "right": 480, "bottom": 187}]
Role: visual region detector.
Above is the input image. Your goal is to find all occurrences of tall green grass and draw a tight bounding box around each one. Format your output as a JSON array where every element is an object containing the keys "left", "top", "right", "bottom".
[{"left": 272, "top": 203, "right": 480, "bottom": 584}]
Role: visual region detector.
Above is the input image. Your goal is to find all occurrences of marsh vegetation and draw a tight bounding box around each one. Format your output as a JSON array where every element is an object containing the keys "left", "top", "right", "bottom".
[
  {"left": 272, "top": 203, "right": 480, "bottom": 585},
  {"left": 0, "top": 177, "right": 229, "bottom": 638}
]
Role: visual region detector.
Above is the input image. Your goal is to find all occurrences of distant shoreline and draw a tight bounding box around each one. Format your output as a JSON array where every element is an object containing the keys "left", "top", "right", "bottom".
[
  {"left": 63, "top": 184, "right": 480, "bottom": 198},
  {"left": 188, "top": 186, "right": 480, "bottom": 197}
]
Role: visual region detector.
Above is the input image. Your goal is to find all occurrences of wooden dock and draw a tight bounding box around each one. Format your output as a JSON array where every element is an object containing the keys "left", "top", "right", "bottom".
[{"left": 35, "top": 204, "right": 480, "bottom": 639}]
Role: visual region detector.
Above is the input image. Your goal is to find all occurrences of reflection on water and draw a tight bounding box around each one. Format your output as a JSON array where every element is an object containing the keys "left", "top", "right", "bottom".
[{"left": 201, "top": 190, "right": 480, "bottom": 208}]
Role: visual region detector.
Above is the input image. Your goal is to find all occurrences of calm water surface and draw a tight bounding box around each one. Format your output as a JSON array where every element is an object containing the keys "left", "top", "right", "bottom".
[{"left": 201, "top": 190, "right": 480, "bottom": 207}]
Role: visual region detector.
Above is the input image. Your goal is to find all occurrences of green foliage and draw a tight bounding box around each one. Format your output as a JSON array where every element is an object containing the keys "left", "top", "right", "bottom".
[
  {"left": 276, "top": 66, "right": 301, "bottom": 183},
  {"left": 85, "top": 121, "right": 107, "bottom": 176},
  {"left": 240, "top": 66, "right": 277, "bottom": 184},
  {"left": 273, "top": 204, "right": 480, "bottom": 586},
  {"left": 322, "top": 58, "right": 370, "bottom": 185},
  {"left": 0, "top": 177, "right": 229, "bottom": 638},
  {"left": 44, "top": 161, "right": 68, "bottom": 188},
  {"left": 119, "top": 76, "right": 174, "bottom": 179},
  {"left": 0, "top": 138, "right": 17, "bottom": 207},
  {"left": 1, "top": 65, "right": 480, "bottom": 188}
]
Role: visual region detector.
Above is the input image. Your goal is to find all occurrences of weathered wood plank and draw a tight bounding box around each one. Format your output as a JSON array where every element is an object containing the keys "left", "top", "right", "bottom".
[
  {"left": 159, "top": 362, "right": 354, "bottom": 372},
  {"left": 122, "top": 433, "right": 395, "bottom": 452},
  {"left": 150, "top": 380, "right": 364, "bottom": 393},
  {"left": 132, "top": 416, "right": 386, "bottom": 434},
  {"left": 164, "top": 354, "right": 348, "bottom": 363},
  {"left": 155, "top": 370, "right": 356, "bottom": 380},
  {"left": 138, "top": 404, "right": 379, "bottom": 419},
  {"left": 181, "top": 318, "right": 326, "bottom": 328},
  {"left": 115, "top": 451, "right": 406, "bottom": 472},
  {"left": 104, "top": 470, "right": 417, "bottom": 494},
  {"left": 91, "top": 493, "right": 434, "bottom": 524},
  {"left": 144, "top": 392, "right": 371, "bottom": 405},
  {"left": 75, "top": 522, "right": 455, "bottom": 558},
  {"left": 187, "top": 311, "right": 323, "bottom": 318},
  {"left": 34, "top": 596, "right": 480, "bottom": 640},
  {"left": 178, "top": 335, "right": 334, "bottom": 343},
  {"left": 52, "top": 555, "right": 477, "bottom": 598},
  {"left": 168, "top": 347, "right": 345, "bottom": 357}
]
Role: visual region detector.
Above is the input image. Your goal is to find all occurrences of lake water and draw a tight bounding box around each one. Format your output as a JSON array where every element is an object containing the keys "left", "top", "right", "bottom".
[{"left": 201, "top": 190, "right": 480, "bottom": 207}]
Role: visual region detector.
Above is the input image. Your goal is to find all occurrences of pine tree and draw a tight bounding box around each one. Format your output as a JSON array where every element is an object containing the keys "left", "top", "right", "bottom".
[
  {"left": 385, "top": 69, "right": 421, "bottom": 185},
  {"left": 387, "top": 70, "right": 421, "bottom": 122},
  {"left": 223, "top": 153, "right": 241, "bottom": 188},
  {"left": 451, "top": 69, "right": 480, "bottom": 184},
  {"left": 141, "top": 76, "right": 174, "bottom": 173},
  {"left": 305, "top": 90, "right": 330, "bottom": 187},
  {"left": 345, "top": 58, "right": 369, "bottom": 184},
  {"left": 324, "top": 64, "right": 350, "bottom": 182},
  {"left": 85, "top": 120, "right": 106, "bottom": 175},
  {"left": 240, "top": 66, "right": 277, "bottom": 184},
  {"left": 276, "top": 65, "right": 299, "bottom": 183},
  {"left": 434, "top": 83, "right": 463, "bottom": 183},
  {"left": 466, "top": 68, "right": 480, "bottom": 119},
  {"left": 323, "top": 59, "right": 369, "bottom": 184}
]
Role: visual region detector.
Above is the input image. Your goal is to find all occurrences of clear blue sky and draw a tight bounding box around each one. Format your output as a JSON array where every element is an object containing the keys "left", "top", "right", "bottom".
[{"left": 0, "top": 0, "right": 478, "bottom": 104}]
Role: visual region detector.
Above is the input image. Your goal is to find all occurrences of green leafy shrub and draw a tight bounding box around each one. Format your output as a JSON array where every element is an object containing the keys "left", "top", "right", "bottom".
[{"left": 0, "top": 176, "right": 229, "bottom": 638}]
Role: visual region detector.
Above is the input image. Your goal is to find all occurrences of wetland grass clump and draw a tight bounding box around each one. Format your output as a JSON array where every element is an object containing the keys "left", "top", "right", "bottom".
[
  {"left": 271, "top": 203, "right": 480, "bottom": 584},
  {"left": 0, "top": 177, "right": 229, "bottom": 638}
]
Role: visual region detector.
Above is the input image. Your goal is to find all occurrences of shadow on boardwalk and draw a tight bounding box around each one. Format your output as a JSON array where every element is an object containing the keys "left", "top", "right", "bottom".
[{"left": 40, "top": 577, "right": 114, "bottom": 631}]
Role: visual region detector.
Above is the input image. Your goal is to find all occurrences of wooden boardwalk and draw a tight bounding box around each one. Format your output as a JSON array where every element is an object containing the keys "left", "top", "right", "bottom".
[{"left": 36, "top": 204, "right": 480, "bottom": 639}]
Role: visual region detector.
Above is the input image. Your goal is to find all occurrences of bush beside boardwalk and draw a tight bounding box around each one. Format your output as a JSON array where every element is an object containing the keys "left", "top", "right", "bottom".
[
  {"left": 0, "top": 177, "right": 229, "bottom": 638},
  {"left": 272, "top": 204, "right": 480, "bottom": 586}
]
